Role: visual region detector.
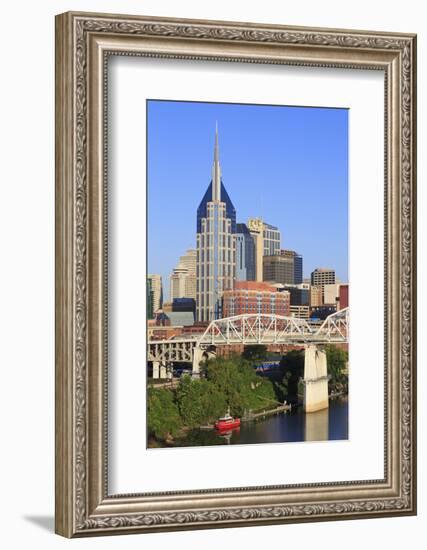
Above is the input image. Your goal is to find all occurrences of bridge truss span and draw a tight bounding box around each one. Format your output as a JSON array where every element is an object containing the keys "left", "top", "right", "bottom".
[
  {"left": 147, "top": 309, "right": 349, "bottom": 368},
  {"left": 198, "top": 313, "right": 313, "bottom": 346},
  {"left": 314, "top": 307, "right": 349, "bottom": 341}
]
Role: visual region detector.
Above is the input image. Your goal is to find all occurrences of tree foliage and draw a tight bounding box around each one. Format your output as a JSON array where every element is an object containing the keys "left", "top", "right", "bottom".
[
  {"left": 147, "top": 386, "right": 181, "bottom": 440},
  {"left": 147, "top": 354, "right": 287, "bottom": 444},
  {"left": 325, "top": 345, "right": 348, "bottom": 392},
  {"left": 205, "top": 355, "right": 277, "bottom": 416},
  {"left": 175, "top": 376, "right": 226, "bottom": 428}
]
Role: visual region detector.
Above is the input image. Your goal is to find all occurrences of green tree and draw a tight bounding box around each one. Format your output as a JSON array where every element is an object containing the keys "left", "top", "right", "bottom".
[
  {"left": 175, "top": 376, "right": 227, "bottom": 428},
  {"left": 325, "top": 345, "right": 348, "bottom": 392},
  {"left": 205, "top": 355, "right": 278, "bottom": 416},
  {"left": 147, "top": 387, "right": 181, "bottom": 440}
]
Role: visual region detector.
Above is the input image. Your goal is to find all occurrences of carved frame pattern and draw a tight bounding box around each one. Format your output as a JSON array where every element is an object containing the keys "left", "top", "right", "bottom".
[{"left": 55, "top": 12, "right": 416, "bottom": 537}]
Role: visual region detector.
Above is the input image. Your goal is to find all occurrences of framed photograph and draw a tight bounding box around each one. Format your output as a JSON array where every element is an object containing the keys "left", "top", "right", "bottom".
[{"left": 55, "top": 11, "right": 417, "bottom": 537}]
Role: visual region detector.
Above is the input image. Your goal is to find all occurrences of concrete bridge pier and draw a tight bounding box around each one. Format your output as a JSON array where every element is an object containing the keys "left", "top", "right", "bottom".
[
  {"left": 303, "top": 344, "right": 329, "bottom": 413},
  {"left": 192, "top": 347, "right": 204, "bottom": 377},
  {"left": 152, "top": 361, "right": 168, "bottom": 379}
]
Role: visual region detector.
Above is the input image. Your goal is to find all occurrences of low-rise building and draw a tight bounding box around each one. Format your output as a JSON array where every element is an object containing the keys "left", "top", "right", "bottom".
[
  {"left": 222, "top": 281, "right": 290, "bottom": 317},
  {"left": 290, "top": 305, "right": 310, "bottom": 319}
]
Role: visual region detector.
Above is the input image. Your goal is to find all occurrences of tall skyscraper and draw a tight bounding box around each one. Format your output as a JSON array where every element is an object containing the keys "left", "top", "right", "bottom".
[
  {"left": 293, "top": 252, "right": 303, "bottom": 284},
  {"left": 179, "top": 248, "right": 197, "bottom": 299},
  {"left": 247, "top": 218, "right": 264, "bottom": 282},
  {"left": 196, "top": 126, "right": 236, "bottom": 322},
  {"left": 247, "top": 218, "right": 282, "bottom": 281},
  {"left": 170, "top": 264, "right": 189, "bottom": 301},
  {"left": 236, "top": 223, "right": 256, "bottom": 281},
  {"left": 263, "top": 249, "right": 302, "bottom": 285},
  {"left": 147, "top": 274, "right": 163, "bottom": 313},
  {"left": 170, "top": 248, "right": 197, "bottom": 301},
  {"left": 263, "top": 223, "right": 281, "bottom": 256}
]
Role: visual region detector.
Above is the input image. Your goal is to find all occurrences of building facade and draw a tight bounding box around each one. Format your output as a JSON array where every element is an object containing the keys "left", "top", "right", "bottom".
[
  {"left": 147, "top": 278, "right": 154, "bottom": 319},
  {"left": 293, "top": 252, "right": 303, "bottom": 284},
  {"left": 147, "top": 274, "right": 163, "bottom": 313},
  {"left": 178, "top": 248, "right": 197, "bottom": 299},
  {"left": 311, "top": 268, "right": 336, "bottom": 288},
  {"left": 236, "top": 223, "right": 256, "bottom": 281},
  {"left": 170, "top": 248, "right": 197, "bottom": 301},
  {"left": 263, "top": 223, "right": 281, "bottom": 256},
  {"left": 222, "top": 281, "right": 290, "bottom": 318},
  {"left": 283, "top": 285, "right": 309, "bottom": 306},
  {"left": 324, "top": 283, "right": 340, "bottom": 306},
  {"left": 289, "top": 305, "right": 310, "bottom": 319},
  {"left": 247, "top": 218, "right": 264, "bottom": 282},
  {"left": 172, "top": 297, "right": 196, "bottom": 314},
  {"left": 339, "top": 283, "right": 349, "bottom": 309},
  {"left": 170, "top": 264, "right": 189, "bottom": 301},
  {"left": 196, "top": 127, "right": 236, "bottom": 322},
  {"left": 263, "top": 250, "right": 296, "bottom": 285},
  {"left": 310, "top": 285, "right": 323, "bottom": 307},
  {"left": 247, "top": 218, "right": 282, "bottom": 281}
]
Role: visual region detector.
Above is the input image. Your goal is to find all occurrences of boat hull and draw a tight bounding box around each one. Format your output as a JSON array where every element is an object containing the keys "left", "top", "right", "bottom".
[{"left": 214, "top": 419, "right": 241, "bottom": 431}]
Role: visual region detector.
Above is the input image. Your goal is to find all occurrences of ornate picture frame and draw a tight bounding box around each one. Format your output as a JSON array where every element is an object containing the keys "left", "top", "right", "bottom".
[{"left": 55, "top": 11, "right": 416, "bottom": 537}]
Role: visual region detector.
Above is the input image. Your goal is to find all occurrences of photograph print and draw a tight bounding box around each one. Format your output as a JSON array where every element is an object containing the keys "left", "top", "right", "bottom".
[{"left": 147, "top": 99, "right": 349, "bottom": 449}]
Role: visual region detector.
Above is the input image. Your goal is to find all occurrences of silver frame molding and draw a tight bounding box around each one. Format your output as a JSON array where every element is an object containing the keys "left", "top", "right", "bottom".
[{"left": 55, "top": 11, "right": 417, "bottom": 537}]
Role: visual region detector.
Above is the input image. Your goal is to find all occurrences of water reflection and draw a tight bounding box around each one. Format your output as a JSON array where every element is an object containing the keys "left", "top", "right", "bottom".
[{"left": 166, "top": 397, "right": 348, "bottom": 448}]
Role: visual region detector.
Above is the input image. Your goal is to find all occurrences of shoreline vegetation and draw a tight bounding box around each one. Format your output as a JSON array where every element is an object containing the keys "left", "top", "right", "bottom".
[{"left": 147, "top": 345, "right": 348, "bottom": 447}]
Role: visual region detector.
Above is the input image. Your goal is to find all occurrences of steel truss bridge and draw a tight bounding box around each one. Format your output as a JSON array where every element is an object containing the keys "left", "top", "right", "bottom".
[{"left": 148, "top": 308, "right": 348, "bottom": 365}]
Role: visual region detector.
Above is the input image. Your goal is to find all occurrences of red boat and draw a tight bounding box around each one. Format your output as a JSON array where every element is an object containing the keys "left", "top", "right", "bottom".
[{"left": 214, "top": 411, "right": 241, "bottom": 431}]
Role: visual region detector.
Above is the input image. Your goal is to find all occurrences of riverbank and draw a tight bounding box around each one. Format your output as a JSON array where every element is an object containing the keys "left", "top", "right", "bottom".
[{"left": 149, "top": 396, "right": 349, "bottom": 448}]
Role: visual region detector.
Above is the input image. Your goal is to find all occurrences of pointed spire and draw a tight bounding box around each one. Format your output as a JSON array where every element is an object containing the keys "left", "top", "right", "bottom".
[{"left": 212, "top": 122, "right": 221, "bottom": 201}]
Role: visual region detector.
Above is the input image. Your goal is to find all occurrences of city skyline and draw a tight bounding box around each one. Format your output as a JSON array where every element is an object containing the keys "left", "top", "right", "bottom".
[{"left": 148, "top": 100, "right": 348, "bottom": 301}]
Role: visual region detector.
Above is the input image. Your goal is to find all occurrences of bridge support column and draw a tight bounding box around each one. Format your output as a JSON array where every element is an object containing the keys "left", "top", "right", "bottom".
[
  {"left": 303, "top": 345, "right": 329, "bottom": 413},
  {"left": 192, "top": 347, "right": 204, "bottom": 377},
  {"left": 152, "top": 361, "right": 167, "bottom": 379},
  {"left": 159, "top": 362, "right": 167, "bottom": 379}
]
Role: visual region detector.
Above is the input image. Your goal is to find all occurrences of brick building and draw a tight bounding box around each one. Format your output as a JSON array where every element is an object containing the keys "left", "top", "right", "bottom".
[{"left": 222, "top": 281, "right": 290, "bottom": 317}]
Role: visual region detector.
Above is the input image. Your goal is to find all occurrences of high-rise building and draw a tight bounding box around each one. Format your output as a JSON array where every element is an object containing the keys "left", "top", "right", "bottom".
[
  {"left": 293, "top": 253, "right": 303, "bottom": 284},
  {"left": 236, "top": 223, "right": 256, "bottom": 281},
  {"left": 310, "top": 268, "right": 336, "bottom": 304},
  {"left": 247, "top": 218, "right": 282, "bottom": 281},
  {"left": 170, "top": 264, "right": 189, "bottom": 301},
  {"left": 147, "top": 274, "right": 163, "bottom": 313},
  {"left": 247, "top": 218, "right": 264, "bottom": 282},
  {"left": 196, "top": 126, "right": 236, "bottom": 322},
  {"left": 263, "top": 249, "right": 302, "bottom": 285},
  {"left": 263, "top": 223, "right": 281, "bottom": 256},
  {"left": 147, "top": 278, "right": 154, "bottom": 319},
  {"left": 310, "top": 268, "right": 336, "bottom": 288},
  {"left": 178, "top": 248, "right": 197, "bottom": 299},
  {"left": 222, "top": 281, "right": 290, "bottom": 317},
  {"left": 170, "top": 248, "right": 197, "bottom": 301}
]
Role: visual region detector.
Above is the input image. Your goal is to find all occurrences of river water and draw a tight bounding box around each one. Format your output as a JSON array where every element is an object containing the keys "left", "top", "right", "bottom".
[{"left": 171, "top": 397, "right": 348, "bottom": 448}]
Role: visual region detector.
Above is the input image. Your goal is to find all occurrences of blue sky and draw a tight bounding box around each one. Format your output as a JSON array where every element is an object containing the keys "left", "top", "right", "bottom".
[{"left": 147, "top": 100, "right": 348, "bottom": 299}]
